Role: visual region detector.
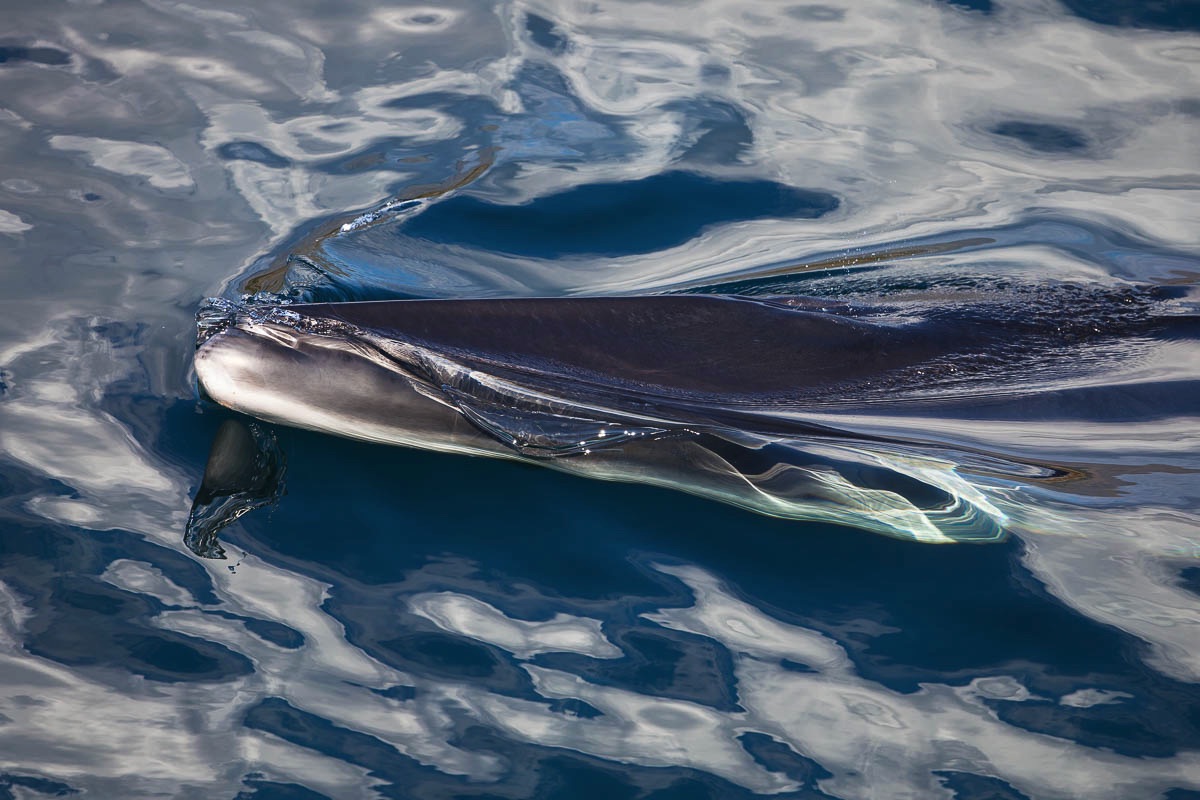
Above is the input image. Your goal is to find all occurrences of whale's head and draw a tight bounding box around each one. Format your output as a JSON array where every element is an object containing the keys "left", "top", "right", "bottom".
[{"left": 194, "top": 299, "right": 502, "bottom": 456}]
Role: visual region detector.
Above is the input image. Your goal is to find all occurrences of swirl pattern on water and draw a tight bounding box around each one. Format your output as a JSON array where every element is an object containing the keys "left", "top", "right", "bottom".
[{"left": 0, "top": 0, "right": 1198, "bottom": 797}]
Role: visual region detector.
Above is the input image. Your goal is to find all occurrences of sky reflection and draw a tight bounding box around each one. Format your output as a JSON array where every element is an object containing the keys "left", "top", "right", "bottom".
[{"left": 0, "top": 0, "right": 1198, "bottom": 796}]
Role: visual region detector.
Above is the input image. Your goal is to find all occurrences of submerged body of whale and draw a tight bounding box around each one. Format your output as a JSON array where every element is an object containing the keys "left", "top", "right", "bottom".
[{"left": 193, "top": 290, "right": 1171, "bottom": 543}]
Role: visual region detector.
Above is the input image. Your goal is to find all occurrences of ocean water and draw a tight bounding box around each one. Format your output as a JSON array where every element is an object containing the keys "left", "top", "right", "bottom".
[{"left": 1, "top": 1, "right": 1199, "bottom": 798}]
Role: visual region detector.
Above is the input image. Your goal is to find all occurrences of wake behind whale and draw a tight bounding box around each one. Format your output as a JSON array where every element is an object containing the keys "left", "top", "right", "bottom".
[{"left": 191, "top": 285, "right": 1189, "bottom": 547}]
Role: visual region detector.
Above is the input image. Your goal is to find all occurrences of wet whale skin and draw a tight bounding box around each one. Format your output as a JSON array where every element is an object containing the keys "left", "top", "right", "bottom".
[{"left": 193, "top": 291, "right": 1169, "bottom": 544}]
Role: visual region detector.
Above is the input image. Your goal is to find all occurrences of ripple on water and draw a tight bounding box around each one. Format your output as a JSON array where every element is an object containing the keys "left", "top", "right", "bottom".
[{"left": 0, "top": 0, "right": 1199, "bottom": 797}]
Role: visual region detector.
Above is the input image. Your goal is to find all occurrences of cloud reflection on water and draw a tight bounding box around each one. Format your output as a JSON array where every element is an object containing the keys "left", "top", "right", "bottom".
[
  {"left": 7, "top": 509, "right": 1200, "bottom": 798},
  {"left": 0, "top": 0, "right": 1198, "bottom": 796}
]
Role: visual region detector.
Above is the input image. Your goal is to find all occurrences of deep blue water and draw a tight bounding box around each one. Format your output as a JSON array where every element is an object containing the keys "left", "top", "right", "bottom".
[{"left": 2, "top": 1, "right": 1200, "bottom": 798}]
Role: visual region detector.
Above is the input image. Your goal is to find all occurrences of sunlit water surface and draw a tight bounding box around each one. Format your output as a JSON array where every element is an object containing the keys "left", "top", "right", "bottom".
[{"left": 1, "top": 1, "right": 1199, "bottom": 797}]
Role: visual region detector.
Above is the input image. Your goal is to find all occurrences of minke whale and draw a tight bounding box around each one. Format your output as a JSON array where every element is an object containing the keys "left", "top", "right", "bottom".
[{"left": 192, "top": 289, "right": 1169, "bottom": 544}]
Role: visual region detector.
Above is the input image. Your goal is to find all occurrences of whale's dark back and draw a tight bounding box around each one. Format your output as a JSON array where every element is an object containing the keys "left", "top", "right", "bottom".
[{"left": 287, "top": 295, "right": 939, "bottom": 401}]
